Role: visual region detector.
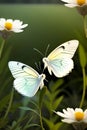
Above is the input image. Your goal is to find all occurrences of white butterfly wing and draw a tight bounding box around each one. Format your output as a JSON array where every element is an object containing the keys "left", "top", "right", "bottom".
[
  {"left": 13, "top": 76, "right": 42, "bottom": 97},
  {"left": 43, "top": 40, "right": 79, "bottom": 77},
  {"left": 8, "top": 61, "right": 44, "bottom": 97},
  {"left": 8, "top": 61, "right": 39, "bottom": 78},
  {"left": 48, "top": 58, "right": 74, "bottom": 77},
  {"left": 48, "top": 40, "right": 79, "bottom": 60}
]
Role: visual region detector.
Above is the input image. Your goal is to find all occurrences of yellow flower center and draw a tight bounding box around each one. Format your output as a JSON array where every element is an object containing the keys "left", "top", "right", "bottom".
[
  {"left": 5, "top": 22, "right": 12, "bottom": 30},
  {"left": 77, "top": 0, "right": 86, "bottom": 6},
  {"left": 75, "top": 111, "right": 84, "bottom": 121}
]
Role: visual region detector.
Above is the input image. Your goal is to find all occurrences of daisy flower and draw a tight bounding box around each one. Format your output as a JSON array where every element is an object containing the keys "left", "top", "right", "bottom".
[
  {"left": 0, "top": 18, "right": 28, "bottom": 33},
  {"left": 61, "top": 0, "right": 87, "bottom": 8},
  {"left": 55, "top": 108, "right": 87, "bottom": 123},
  {"left": 0, "top": 18, "right": 28, "bottom": 56}
]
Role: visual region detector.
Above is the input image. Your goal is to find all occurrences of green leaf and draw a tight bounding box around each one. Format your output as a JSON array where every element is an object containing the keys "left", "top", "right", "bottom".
[
  {"left": 50, "top": 79, "right": 64, "bottom": 92},
  {"left": 19, "top": 106, "right": 39, "bottom": 116},
  {"left": 44, "top": 80, "right": 64, "bottom": 112},
  {"left": 7, "top": 120, "right": 22, "bottom": 130},
  {"left": 52, "top": 122, "right": 62, "bottom": 130},
  {"left": 43, "top": 117, "right": 62, "bottom": 130},
  {"left": 43, "top": 117, "right": 54, "bottom": 129},
  {"left": 8, "top": 121, "right": 21, "bottom": 130},
  {"left": 53, "top": 96, "right": 63, "bottom": 110},
  {"left": 27, "top": 99, "right": 39, "bottom": 109},
  {"left": 23, "top": 124, "right": 40, "bottom": 129},
  {"left": 0, "top": 93, "right": 10, "bottom": 112},
  {"left": 79, "top": 44, "right": 87, "bottom": 68}
]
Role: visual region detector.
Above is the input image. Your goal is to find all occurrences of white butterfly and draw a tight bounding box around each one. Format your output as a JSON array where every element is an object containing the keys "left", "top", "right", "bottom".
[
  {"left": 8, "top": 61, "right": 46, "bottom": 97},
  {"left": 43, "top": 40, "right": 79, "bottom": 78}
]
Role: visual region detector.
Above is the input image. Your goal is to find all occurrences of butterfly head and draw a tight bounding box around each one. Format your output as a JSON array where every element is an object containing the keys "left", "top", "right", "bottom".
[
  {"left": 40, "top": 73, "right": 46, "bottom": 80},
  {"left": 43, "top": 57, "right": 49, "bottom": 69}
]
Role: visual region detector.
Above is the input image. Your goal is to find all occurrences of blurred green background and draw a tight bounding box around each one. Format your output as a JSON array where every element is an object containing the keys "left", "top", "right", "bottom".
[
  {"left": 0, "top": 4, "right": 86, "bottom": 69},
  {"left": 0, "top": 4, "right": 87, "bottom": 130},
  {"left": 0, "top": 0, "right": 60, "bottom": 3}
]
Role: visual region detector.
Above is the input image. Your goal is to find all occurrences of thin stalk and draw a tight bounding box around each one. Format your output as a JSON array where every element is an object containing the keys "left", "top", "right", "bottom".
[
  {"left": 0, "top": 39, "right": 5, "bottom": 58},
  {"left": 3, "top": 88, "right": 14, "bottom": 119},
  {"left": 79, "top": 68, "right": 86, "bottom": 108},
  {"left": 39, "top": 108, "right": 45, "bottom": 130},
  {"left": 83, "top": 15, "right": 87, "bottom": 38}
]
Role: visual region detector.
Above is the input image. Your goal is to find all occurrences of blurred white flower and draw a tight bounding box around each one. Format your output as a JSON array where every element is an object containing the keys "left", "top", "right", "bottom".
[
  {"left": 55, "top": 108, "right": 87, "bottom": 123},
  {"left": 61, "top": 0, "right": 87, "bottom": 7},
  {"left": 0, "top": 18, "right": 28, "bottom": 33}
]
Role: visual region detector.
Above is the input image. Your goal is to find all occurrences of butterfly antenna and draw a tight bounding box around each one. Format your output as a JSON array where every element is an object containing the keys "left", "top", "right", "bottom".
[
  {"left": 45, "top": 44, "right": 50, "bottom": 57},
  {"left": 35, "top": 62, "right": 40, "bottom": 72},
  {"left": 33, "top": 48, "right": 44, "bottom": 57},
  {"left": 42, "top": 67, "right": 45, "bottom": 74},
  {"left": 38, "top": 61, "right": 42, "bottom": 71},
  {"left": 45, "top": 78, "right": 48, "bottom": 83}
]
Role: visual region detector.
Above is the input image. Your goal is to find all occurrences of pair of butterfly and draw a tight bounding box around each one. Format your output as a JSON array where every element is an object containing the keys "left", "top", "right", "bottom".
[{"left": 8, "top": 40, "right": 79, "bottom": 97}]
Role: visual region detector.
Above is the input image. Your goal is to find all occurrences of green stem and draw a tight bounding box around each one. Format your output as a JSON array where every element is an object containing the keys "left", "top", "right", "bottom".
[
  {"left": 0, "top": 39, "right": 5, "bottom": 58},
  {"left": 3, "top": 88, "right": 14, "bottom": 119},
  {"left": 83, "top": 15, "right": 87, "bottom": 38},
  {"left": 79, "top": 68, "right": 86, "bottom": 108},
  {"left": 39, "top": 108, "right": 45, "bottom": 130}
]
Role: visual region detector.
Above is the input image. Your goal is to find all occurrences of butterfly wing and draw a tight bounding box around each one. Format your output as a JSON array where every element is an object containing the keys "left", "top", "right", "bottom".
[
  {"left": 48, "top": 40, "right": 79, "bottom": 60},
  {"left": 43, "top": 40, "right": 79, "bottom": 77},
  {"left": 8, "top": 61, "right": 39, "bottom": 78},
  {"left": 13, "top": 76, "right": 42, "bottom": 97},
  {"left": 8, "top": 61, "right": 43, "bottom": 97},
  {"left": 48, "top": 58, "right": 73, "bottom": 77}
]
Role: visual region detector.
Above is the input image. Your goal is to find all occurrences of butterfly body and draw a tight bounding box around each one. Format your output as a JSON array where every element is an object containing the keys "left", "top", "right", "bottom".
[
  {"left": 8, "top": 61, "right": 45, "bottom": 97},
  {"left": 43, "top": 40, "right": 79, "bottom": 78}
]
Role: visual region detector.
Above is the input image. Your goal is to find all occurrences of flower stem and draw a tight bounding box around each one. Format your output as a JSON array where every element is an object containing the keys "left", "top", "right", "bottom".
[
  {"left": 79, "top": 68, "right": 86, "bottom": 108},
  {"left": 39, "top": 108, "right": 45, "bottom": 130},
  {"left": 83, "top": 15, "right": 87, "bottom": 38},
  {"left": 3, "top": 88, "right": 14, "bottom": 119},
  {"left": 0, "top": 39, "right": 5, "bottom": 58}
]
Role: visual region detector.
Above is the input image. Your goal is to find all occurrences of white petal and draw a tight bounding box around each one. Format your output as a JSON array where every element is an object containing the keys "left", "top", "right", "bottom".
[
  {"left": 13, "top": 20, "right": 23, "bottom": 25},
  {"left": 20, "top": 24, "right": 28, "bottom": 28},
  {"left": 56, "top": 111, "right": 68, "bottom": 118},
  {"left": 56, "top": 111, "right": 73, "bottom": 119},
  {"left": 6, "top": 19, "right": 13, "bottom": 23},
  {"left": 0, "top": 26, "right": 4, "bottom": 30},
  {"left": 61, "top": 118, "right": 76, "bottom": 123},
  {"left": 83, "top": 110, "right": 87, "bottom": 122},
  {"left": 84, "top": 109, "right": 87, "bottom": 114},
  {"left": 12, "top": 22, "right": 28, "bottom": 32},
  {"left": 56, "top": 108, "right": 75, "bottom": 119},
  {"left": 65, "top": 3, "right": 78, "bottom": 7},
  {"left": 0, "top": 18, "right": 5, "bottom": 30},
  {"left": 63, "top": 108, "right": 74, "bottom": 120},
  {"left": 75, "top": 108, "right": 83, "bottom": 112},
  {"left": 11, "top": 29, "right": 23, "bottom": 33},
  {"left": 60, "top": 0, "right": 70, "bottom": 3},
  {"left": 0, "top": 18, "right": 6, "bottom": 22},
  {"left": 67, "top": 108, "right": 74, "bottom": 113},
  {"left": 63, "top": 108, "right": 73, "bottom": 117},
  {"left": 61, "top": 0, "right": 77, "bottom": 4},
  {"left": 63, "top": 109, "right": 69, "bottom": 115}
]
